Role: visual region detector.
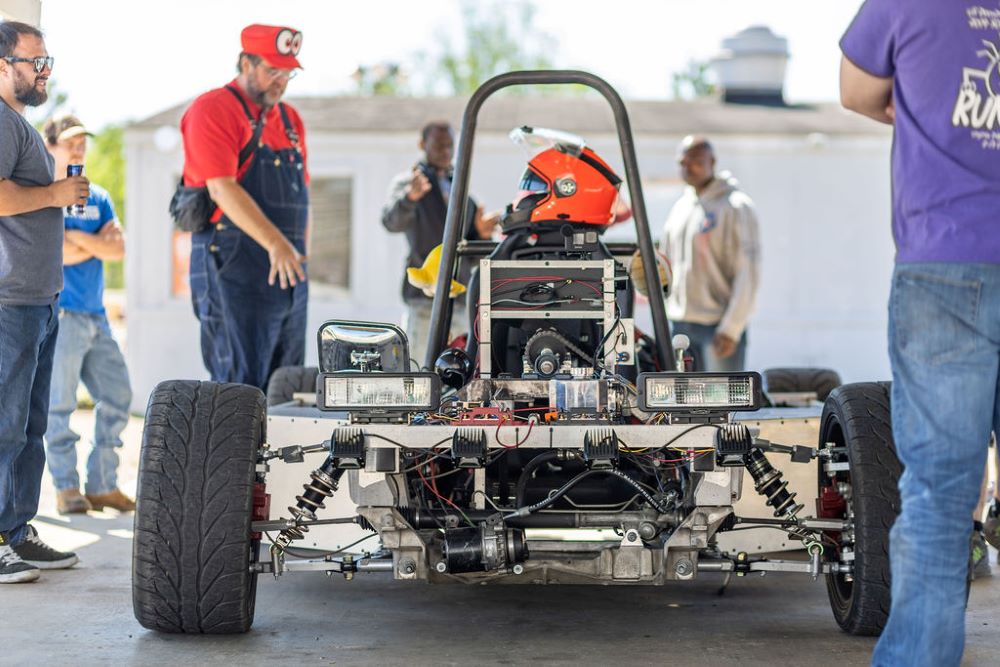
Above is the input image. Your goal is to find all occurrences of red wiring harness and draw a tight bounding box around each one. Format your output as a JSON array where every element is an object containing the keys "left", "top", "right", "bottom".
[{"left": 495, "top": 414, "right": 535, "bottom": 448}]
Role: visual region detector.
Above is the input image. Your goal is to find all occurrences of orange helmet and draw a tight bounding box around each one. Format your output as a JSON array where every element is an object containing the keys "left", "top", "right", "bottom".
[{"left": 504, "top": 128, "right": 623, "bottom": 230}]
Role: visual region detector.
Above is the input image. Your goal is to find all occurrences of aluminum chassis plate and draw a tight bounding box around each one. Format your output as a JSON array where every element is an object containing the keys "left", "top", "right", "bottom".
[{"left": 264, "top": 409, "right": 824, "bottom": 555}]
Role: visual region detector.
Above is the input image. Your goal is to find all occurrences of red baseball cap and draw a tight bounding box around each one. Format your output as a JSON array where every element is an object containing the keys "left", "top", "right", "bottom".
[{"left": 241, "top": 24, "right": 303, "bottom": 70}]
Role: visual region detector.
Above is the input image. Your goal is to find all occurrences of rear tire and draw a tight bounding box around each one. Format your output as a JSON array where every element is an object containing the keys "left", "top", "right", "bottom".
[
  {"left": 765, "top": 367, "right": 842, "bottom": 401},
  {"left": 132, "top": 380, "right": 266, "bottom": 634},
  {"left": 266, "top": 365, "right": 319, "bottom": 406},
  {"left": 819, "top": 381, "right": 901, "bottom": 636}
]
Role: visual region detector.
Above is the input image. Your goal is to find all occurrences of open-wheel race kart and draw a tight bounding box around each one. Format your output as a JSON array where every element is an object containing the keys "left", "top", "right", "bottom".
[{"left": 131, "top": 71, "right": 901, "bottom": 636}]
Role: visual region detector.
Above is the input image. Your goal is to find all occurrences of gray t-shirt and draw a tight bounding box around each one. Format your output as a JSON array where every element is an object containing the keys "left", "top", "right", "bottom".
[{"left": 0, "top": 100, "right": 62, "bottom": 305}]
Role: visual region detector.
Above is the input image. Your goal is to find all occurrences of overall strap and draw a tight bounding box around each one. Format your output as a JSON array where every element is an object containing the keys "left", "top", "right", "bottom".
[
  {"left": 224, "top": 85, "right": 265, "bottom": 168},
  {"left": 277, "top": 102, "right": 300, "bottom": 149}
]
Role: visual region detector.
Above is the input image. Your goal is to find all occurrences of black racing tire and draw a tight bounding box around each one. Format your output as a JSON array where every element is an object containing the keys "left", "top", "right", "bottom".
[
  {"left": 133, "top": 380, "right": 266, "bottom": 634},
  {"left": 266, "top": 365, "right": 319, "bottom": 406},
  {"left": 764, "top": 367, "right": 842, "bottom": 402},
  {"left": 818, "top": 381, "right": 901, "bottom": 636}
]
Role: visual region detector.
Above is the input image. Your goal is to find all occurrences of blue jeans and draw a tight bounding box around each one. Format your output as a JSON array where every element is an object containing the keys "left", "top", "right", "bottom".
[
  {"left": 0, "top": 302, "right": 58, "bottom": 546},
  {"left": 45, "top": 311, "right": 132, "bottom": 495},
  {"left": 872, "top": 264, "right": 1000, "bottom": 667},
  {"left": 670, "top": 320, "right": 747, "bottom": 372},
  {"left": 190, "top": 228, "right": 308, "bottom": 390}
]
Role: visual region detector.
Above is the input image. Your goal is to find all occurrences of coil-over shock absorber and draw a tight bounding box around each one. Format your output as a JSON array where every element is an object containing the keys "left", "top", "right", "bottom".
[
  {"left": 274, "top": 428, "right": 365, "bottom": 550},
  {"left": 744, "top": 448, "right": 804, "bottom": 519},
  {"left": 274, "top": 453, "right": 347, "bottom": 551}
]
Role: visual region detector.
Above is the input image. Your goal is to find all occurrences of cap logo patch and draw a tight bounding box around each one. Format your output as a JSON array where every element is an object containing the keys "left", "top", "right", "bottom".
[{"left": 275, "top": 29, "right": 302, "bottom": 56}]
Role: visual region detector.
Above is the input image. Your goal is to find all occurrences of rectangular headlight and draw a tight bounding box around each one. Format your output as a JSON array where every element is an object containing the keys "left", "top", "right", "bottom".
[
  {"left": 637, "top": 372, "right": 761, "bottom": 412},
  {"left": 320, "top": 372, "right": 440, "bottom": 412}
]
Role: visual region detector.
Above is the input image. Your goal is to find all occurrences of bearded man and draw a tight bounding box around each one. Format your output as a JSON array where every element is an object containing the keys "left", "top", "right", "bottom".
[
  {"left": 179, "top": 24, "right": 311, "bottom": 389},
  {"left": 0, "top": 20, "right": 88, "bottom": 583}
]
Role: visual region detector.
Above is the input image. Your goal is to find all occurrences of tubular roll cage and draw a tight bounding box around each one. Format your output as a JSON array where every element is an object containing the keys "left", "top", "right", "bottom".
[{"left": 423, "top": 70, "right": 673, "bottom": 371}]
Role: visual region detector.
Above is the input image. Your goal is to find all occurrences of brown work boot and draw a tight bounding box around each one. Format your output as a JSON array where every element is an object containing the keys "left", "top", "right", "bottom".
[
  {"left": 56, "top": 488, "right": 92, "bottom": 514},
  {"left": 85, "top": 489, "right": 136, "bottom": 512}
]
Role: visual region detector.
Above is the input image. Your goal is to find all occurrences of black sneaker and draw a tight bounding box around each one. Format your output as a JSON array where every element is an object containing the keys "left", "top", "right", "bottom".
[
  {"left": 0, "top": 535, "right": 40, "bottom": 583},
  {"left": 12, "top": 525, "right": 78, "bottom": 570}
]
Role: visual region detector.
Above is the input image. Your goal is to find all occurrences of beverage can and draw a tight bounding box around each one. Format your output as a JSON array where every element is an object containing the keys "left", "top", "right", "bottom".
[{"left": 67, "top": 164, "right": 85, "bottom": 216}]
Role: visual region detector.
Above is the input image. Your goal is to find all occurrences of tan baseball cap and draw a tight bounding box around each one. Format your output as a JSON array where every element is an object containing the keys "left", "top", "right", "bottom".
[{"left": 42, "top": 114, "right": 94, "bottom": 145}]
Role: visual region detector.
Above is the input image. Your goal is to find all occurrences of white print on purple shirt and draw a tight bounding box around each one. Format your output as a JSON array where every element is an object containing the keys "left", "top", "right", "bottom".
[{"left": 951, "top": 7, "right": 1000, "bottom": 149}]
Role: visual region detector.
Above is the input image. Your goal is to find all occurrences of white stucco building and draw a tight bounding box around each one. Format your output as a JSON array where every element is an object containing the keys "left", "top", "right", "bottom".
[
  {"left": 124, "top": 90, "right": 891, "bottom": 411},
  {"left": 0, "top": 0, "right": 41, "bottom": 25}
]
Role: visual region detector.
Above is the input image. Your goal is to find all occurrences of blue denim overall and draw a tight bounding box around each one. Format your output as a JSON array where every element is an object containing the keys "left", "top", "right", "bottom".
[{"left": 189, "top": 103, "right": 308, "bottom": 391}]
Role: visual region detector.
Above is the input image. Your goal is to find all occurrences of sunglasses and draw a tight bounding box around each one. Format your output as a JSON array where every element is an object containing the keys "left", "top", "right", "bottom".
[{"left": 3, "top": 56, "right": 54, "bottom": 73}]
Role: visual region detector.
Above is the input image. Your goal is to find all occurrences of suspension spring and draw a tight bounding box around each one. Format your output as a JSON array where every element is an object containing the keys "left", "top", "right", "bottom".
[
  {"left": 274, "top": 453, "right": 346, "bottom": 550},
  {"left": 744, "top": 448, "right": 803, "bottom": 519}
]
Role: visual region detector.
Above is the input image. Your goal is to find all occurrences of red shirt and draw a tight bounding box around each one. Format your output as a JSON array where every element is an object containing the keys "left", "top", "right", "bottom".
[{"left": 180, "top": 79, "right": 309, "bottom": 188}]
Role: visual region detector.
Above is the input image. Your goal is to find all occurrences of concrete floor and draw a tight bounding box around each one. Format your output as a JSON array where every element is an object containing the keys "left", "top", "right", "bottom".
[{"left": 6, "top": 410, "right": 999, "bottom": 666}]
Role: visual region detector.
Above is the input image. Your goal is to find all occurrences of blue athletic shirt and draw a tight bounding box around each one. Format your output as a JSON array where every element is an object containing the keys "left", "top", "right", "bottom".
[{"left": 60, "top": 184, "right": 116, "bottom": 314}]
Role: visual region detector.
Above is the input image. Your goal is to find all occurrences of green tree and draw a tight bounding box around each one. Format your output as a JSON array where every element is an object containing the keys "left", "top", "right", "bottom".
[
  {"left": 85, "top": 125, "right": 126, "bottom": 289},
  {"left": 351, "top": 62, "right": 408, "bottom": 96},
  {"left": 29, "top": 80, "right": 127, "bottom": 290},
  {"left": 671, "top": 59, "right": 717, "bottom": 99},
  {"left": 422, "top": 0, "right": 560, "bottom": 96}
]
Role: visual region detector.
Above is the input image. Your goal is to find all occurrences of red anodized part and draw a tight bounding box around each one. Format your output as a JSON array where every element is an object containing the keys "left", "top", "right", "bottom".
[
  {"left": 251, "top": 482, "right": 271, "bottom": 539},
  {"left": 817, "top": 484, "right": 846, "bottom": 519},
  {"left": 456, "top": 406, "right": 514, "bottom": 425}
]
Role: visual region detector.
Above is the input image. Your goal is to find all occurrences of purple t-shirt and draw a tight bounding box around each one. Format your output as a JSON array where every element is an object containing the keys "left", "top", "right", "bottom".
[{"left": 841, "top": 1, "right": 1000, "bottom": 264}]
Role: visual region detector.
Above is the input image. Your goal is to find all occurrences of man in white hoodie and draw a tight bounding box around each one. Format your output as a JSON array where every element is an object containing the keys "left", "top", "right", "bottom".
[{"left": 660, "top": 136, "right": 760, "bottom": 371}]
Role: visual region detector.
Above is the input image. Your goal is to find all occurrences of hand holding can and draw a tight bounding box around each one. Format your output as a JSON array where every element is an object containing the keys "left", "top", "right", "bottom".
[{"left": 67, "top": 164, "right": 86, "bottom": 216}]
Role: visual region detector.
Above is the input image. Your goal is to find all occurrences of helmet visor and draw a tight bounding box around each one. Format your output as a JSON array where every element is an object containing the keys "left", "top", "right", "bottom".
[
  {"left": 509, "top": 126, "right": 586, "bottom": 160},
  {"left": 512, "top": 168, "right": 549, "bottom": 210}
]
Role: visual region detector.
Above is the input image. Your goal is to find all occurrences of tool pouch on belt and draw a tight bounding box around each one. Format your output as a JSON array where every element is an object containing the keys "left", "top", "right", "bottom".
[
  {"left": 169, "top": 182, "right": 216, "bottom": 233},
  {"left": 168, "top": 85, "right": 264, "bottom": 233}
]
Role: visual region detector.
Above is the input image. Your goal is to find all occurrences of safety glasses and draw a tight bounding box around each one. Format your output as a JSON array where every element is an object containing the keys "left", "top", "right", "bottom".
[
  {"left": 257, "top": 62, "right": 298, "bottom": 81},
  {"left": 3, "top": 56, "right": 54, "bottom": 73}
]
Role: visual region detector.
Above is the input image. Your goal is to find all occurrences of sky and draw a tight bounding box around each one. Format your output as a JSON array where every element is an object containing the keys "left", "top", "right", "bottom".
[{"left": 32, "top": 0, "right": 866, "bottom": 130}]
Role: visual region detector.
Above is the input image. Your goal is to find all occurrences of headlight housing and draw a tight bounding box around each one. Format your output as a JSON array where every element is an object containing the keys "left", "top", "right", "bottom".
[
  {"left": 319, "top": 372, "right": 441, "bottom": 412},
  {"left": 637, "top": 372, "right": 762, "bottom": 413}
]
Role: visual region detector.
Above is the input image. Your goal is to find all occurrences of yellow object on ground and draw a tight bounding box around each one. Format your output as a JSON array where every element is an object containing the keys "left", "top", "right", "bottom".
[{"left": 407, "top": 244, "right": 467, "bottom": 298}]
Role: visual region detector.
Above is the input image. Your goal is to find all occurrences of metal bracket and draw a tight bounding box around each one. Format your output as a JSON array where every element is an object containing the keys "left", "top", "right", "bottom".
[
  {"left": 823, "top": 461, "right": 851, "bottom": 474},
  {"left": 613, "top": 528, "right": 651, "bottom": 580}
]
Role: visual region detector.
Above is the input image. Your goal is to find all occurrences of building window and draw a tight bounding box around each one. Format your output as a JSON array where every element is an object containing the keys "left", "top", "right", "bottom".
[{"left": 309, "top": 176, "right": 352, "bottom": 291}]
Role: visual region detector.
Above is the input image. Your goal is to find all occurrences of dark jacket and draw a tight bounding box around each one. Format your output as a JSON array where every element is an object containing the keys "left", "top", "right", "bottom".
[{"left": 381, "top": 162, "right": 479, "bottom": 302}]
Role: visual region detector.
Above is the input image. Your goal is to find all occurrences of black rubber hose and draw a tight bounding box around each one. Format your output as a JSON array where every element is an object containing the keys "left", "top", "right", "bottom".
[
  {"left": 508, "top": 469, "right": 600, "bottom": 519},
  {"left": 514, "top": 450, "right": 561, "bottom": 508},
  {"left": 509, "top": 468, "right": 669, "bottom": 520},
  {"left": 606, "top": 468, "right": 671, "bottom": 514}
]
